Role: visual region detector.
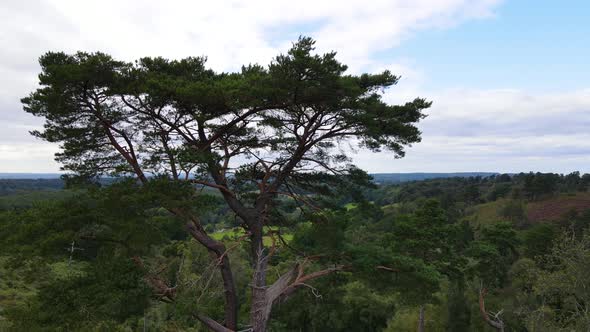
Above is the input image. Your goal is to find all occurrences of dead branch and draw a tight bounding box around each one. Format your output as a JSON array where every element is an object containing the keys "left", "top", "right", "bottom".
[
  {"left": 195, "top": 314, "right": 234, "bottom": 332},
  {"left": 479, "top": 284, "right": 505, "bottom": 332},
  {"left": 376, "top": 265, "right": 400, "bottom": 272},
  {"left": 131, "top": 256, "right": 176, "bottom": 302}
]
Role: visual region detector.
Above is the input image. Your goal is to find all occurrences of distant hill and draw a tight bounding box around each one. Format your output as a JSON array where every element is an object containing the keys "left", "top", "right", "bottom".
[
  {"left": 0, "top": 172, "right": 499, "bottom": 187},
  {"left": 0, "top": 178, "right": 64, "bottom": 195},
  {"left": 370, "top": 172, "right": 499, "bottom": 183},
  {"left": 0, "top": 173, "right": 62, "bottom": 179},
  {"left": 1, "top": 172, "right": 500, "bottom": 182}
]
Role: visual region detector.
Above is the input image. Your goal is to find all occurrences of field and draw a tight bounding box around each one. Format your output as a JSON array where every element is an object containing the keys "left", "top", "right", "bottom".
[{"left": 211, "top": 226, "right": 293, "bottom": 246}]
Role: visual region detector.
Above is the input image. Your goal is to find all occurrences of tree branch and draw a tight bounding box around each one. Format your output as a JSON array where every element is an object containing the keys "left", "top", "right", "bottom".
[
  {"left": 479, "top": 285, "right": 505, "bottom": 331},
  {"left": 196, "top": 314, "right": 234, "bottom": 332},
  {"left": 190, "top": 179, "right": 236, "bottom": 197}
]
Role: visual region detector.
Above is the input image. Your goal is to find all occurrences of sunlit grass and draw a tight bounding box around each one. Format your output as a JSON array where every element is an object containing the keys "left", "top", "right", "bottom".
[{"left": 211, "top": 226, "right": 293, "bottom": 246}]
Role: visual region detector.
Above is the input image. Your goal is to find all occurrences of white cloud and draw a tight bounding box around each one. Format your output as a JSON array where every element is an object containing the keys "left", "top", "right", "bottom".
[
  {"left": 353, "top": 88, "right": 590, "bottom": 173},
  {"left": 422, "top": 88, "right": 590, "bottom": 137},
  {"left": 0, "top": 143, "right": 60, "bottom": 172},
  {"left": 7, "top": 0, "right": 588, "bottom": 174}
]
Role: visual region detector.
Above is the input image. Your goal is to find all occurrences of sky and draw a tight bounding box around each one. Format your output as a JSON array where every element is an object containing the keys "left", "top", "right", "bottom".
[{"left": 1, "top": 0, "right": 589, "bottom": 174}]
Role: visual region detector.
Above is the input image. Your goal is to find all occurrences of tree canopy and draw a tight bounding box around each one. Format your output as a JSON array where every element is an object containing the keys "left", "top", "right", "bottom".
[{"left": 21, "top": 37, "right": 430, "bottom": 331}]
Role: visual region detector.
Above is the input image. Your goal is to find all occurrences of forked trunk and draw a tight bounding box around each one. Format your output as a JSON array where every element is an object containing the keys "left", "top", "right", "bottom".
[
  {"left": 249, "top": 236, "right": 302, "bottom": 331},
  {"left": 249, "top": 217, "right": 281, "bottom": 332},
  {"left": 250, "top": 246, "right": 270, "bottom": 331}
]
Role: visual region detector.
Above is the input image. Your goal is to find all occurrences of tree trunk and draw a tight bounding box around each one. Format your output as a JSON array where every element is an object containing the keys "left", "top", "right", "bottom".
[
  {"left": 250, "top": 221, "right": 270, "bottom": 332},
  {"left": 185, "top": 220, "right": 238, "bottom": 331},
  {"left": 479, "top": 287, "right": 505, "bottom": 332},
  {"left": 418, "top": 305, "right": 425, "bottom": 332},
  {"left": 250, "top": 261, "right": 270, "bottom": 331},
  {"left": 250, "top": 261, "right": 300, "bottom": 331}
]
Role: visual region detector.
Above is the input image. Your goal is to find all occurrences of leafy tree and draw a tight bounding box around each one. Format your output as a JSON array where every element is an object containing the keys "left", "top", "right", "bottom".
[
  {"left": 446, "top": 278, "right": 471, "bottom": 332},
  {"left": 523, "top": 232, "right": 590, "bottom": 330},
  {"left": 522, "top": 172, "right": 559, "bottom": 200},
  {"left": 495, "top": 174, "right": 512, "bottom": 183},
  {"left": 468, "top": 222, "right": 519, "bottom": 287},
  {"left": 487, "top": 182, "right": 512, "bottom": 201},
  {"left": 0, "top": 180, "right": 203, "bottom": 330},
  {"left": 272, "top": 277, "right": 396, "bottom": 332},
  {"left": 285, "top": 200, "right": 462, "bottom": 331},
  {"left": 563, "top": 171, "right": 581, "bottom": 192},
  {"left": 522, "top": 223, "right": 558, "bottom": 259},
  {"left": 22, "top": 37, "right": 429, "bottom": 331},
  {"left": 499, "top": 199, "right": 526, "bottom": 226},
  {"left": 0, "top": 179, "right": 192, "bottom": 260},
  {"left": 463, "top": 184, "right": 481, "bottom": 204},
  {"left": 5, "top": 255, "right": 150, "bottom": 332},
  {"left": 580, "top": 173, "right": 590, "bottom": 192},
  {"left": 380, "top": 200, "right": 465, "bottom": 329}
]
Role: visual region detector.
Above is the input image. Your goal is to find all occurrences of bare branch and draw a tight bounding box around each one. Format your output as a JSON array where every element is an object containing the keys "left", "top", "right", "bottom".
[
  {"left": 479, "top": 284, "right": 505, "bottom": 331},
  {"left": 195, "top": 314, "right": 234, "bottom": 332}
]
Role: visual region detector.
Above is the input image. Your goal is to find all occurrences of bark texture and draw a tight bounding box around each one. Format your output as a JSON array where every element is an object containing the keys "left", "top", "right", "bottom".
[{"left": 418, "top": 305, "right": 425, "bottom": 332}]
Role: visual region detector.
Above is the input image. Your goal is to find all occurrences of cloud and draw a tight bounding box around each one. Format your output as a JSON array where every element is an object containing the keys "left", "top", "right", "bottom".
[
  {"left": 422, "top": 88, "right": 590, "bottom": 137},
  {"left": 7, "top": 0, "right": 587, "bottom": 174},
  {"left": 0, "top": 0, "right": 502, "bottom": 172},
  {"left": 352, "top": 88, "right": 590, "bottom": 173},
  {"left": 6, "top": 0, "right": 502, "bottom": 78},
  {"left": 0, "top": 143, "right": 60, "bottom": 173}
]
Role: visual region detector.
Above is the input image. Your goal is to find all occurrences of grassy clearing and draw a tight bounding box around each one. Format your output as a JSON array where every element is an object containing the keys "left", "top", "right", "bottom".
[
  {"left": 211, "top": 226, "right": 293, "bottom": 246},
  {"left": 344, "top": 203, "right": 357, "bottom": 210},
  {"left": 464, "top": 198, "right": 513, "bottom": 227}
]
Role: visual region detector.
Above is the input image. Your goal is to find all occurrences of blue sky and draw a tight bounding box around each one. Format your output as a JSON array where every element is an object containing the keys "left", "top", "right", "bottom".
[
  {"left": 1, "top": 0, "right": 589, "bottom": 173},
  {"left": 396, "top": 0, "right": 590, "bottom": 92}
]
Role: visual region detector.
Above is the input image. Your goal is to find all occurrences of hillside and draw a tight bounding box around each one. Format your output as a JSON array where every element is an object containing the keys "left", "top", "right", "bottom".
[
  {"left": 466, "top": 192, "right": 590, "bottom": 226},
  {"left": 2, "top": 171, "right": 590, "bottom": 331},
  {"left": 527, "top": 193, "right": 590, "bottom": 222},
  {"left": 1, "top": 172, "right": 499, "bottom": 182},
  {"left": 0, "top": 173, "right": 63, "bottom": 179},
  {"left": 370, "top": 172, "right": 499, "bottom": 183},
  {"left": 0, "top": 179, "right": 64, "bottom": 195}
]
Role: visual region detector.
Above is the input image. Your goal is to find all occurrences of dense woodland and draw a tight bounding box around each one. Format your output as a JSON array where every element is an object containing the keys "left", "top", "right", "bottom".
[
  {"left": 1, "top": 37, "right": 589, "bottom": 331},
  {"left": 2, "top": 172, "right": 590, "bottom": 331}
]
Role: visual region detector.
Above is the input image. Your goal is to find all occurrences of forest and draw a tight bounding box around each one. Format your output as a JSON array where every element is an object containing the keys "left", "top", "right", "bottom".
[
  {"left": 2, "top": 172, "right": 590, "bottom": 331},
  {"left": 1, "top": 37, "right": 589, "bottom": 331}
]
